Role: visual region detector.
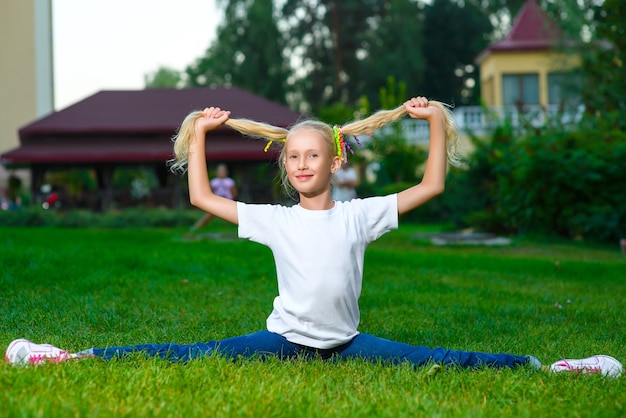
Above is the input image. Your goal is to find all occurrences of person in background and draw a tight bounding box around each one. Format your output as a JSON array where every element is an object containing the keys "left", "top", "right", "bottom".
[
  {"left": 190, "top": 163, "right": 237, "bottom": 231},
  {"left": 332, "top": 163, "right": 360, "bottom": 202}
]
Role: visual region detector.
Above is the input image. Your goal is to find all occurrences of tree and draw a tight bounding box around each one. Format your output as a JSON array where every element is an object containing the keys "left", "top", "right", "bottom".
[
  {"left": 464, "top": 0, "right": 527, "bottom": 39},
  {"left": 144, "top": 67, "right": 183, "bottom": 88},
  {"left": 367, "top": 77, "right": 427, "bottom": 190},
  {"left": 185, "top": 0, "right": 290, "bottom": 104},
  {"left": 357, "top": 0, "right": 426, "bottom": 109},
  {"left": 281, "top": 0, "right": 494, "bottom": 110},
  {"left": 419, "top": 0, "right": 492, "bottom": 105},
  {"left": 576, "top": 0, "right": 625, "bottom": 122},
  {"left": 281, "top": 0, "right": 387, "bottom": 111}
]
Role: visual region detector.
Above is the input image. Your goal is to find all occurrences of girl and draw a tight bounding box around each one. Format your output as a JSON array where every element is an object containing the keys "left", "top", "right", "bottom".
[
  {"left": 5, "top": 97, "right": 622, "bottom": 377},
  {"left": 189, "top": 163, "right": 238, "bottom": 232}
]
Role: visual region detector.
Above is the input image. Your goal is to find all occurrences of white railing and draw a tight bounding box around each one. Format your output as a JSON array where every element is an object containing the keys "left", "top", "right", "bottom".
[
  {"left": 379, "top": 104, "right": 585, "bottom": 146},
  {"left": 454, "top": 104, "right": 584, "bottom": 136}
]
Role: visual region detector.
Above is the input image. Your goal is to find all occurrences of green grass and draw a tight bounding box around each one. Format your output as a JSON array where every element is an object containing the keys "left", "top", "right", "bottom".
[{"left": 1, "top": 225, "right": 625, "bottom": 417}]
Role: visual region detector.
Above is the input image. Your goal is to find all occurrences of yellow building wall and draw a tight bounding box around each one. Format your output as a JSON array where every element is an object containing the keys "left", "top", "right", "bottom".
[
  {"left": 479, "top": 51, "right": 580, "bottom": 107},
  {"left": 0, "top": 0, "right": 54, "bottom": 190}
]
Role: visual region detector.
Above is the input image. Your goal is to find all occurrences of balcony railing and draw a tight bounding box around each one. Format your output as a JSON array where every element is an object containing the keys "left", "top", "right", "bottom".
[{"left": 379, "top": 104, "right": 584, "bottom": 146}]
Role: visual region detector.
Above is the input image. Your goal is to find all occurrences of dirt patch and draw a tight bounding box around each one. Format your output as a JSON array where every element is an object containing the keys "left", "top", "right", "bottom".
[
  {"left": 182, "top": 232, "right": 239, "bottom": 242},
  {"left": 413, "top": 232, "right": 511, "bottom": 246}
]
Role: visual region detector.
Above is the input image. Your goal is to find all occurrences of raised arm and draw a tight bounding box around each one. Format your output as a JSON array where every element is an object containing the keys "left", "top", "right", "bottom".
[
  {"left": 187, "top": 107, "right": 239, "bottom": 224},
  {"left": 396, "top": 97, "right": 448, "bottom": 215}
]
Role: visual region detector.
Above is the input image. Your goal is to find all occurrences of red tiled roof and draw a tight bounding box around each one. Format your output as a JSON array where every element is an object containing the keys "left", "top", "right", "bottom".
[
  {"left": 476, "top": 0, "right": 564, "bottom": 62},
  {"left": 2, "top": 87, "right": 299, "bottom": 165}
]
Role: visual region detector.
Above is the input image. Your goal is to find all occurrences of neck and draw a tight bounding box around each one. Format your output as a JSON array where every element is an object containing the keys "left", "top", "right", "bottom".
[{"left": 298, "top": 190, "right": 334, "bottom": 210}]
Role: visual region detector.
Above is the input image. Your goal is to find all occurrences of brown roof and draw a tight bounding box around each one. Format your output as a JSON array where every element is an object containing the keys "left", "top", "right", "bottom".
[
  {"left": 3, "top": 135, "right": 283, "bottom": 164},
  {"left": 2, "top": 87, "right": 301, "bottom": 165},
  {"left": 476, "top": 0, "right": 564, "bottom": 62}
]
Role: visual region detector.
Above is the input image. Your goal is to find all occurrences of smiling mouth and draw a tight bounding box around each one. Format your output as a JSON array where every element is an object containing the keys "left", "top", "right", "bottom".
[{"left": 295, "top": 174, "right": 313, "bottom": 181}]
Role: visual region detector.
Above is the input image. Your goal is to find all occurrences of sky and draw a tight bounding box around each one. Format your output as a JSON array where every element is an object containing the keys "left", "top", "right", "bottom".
[{"left": 52, "top": 0, "right": 222, "bottom": 109}]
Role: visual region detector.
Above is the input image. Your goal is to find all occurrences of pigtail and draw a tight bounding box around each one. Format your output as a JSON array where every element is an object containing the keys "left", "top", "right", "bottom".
[
  {"left": 341, "top": 106, "right": 408, "bottom": 135},
  {"left": 429, "top": 101, "right": 462, "bottom": 168},
  {"left": 170, "top": 110, "right": 204, "bottom": 174},
  {"left": 170, "top": 113, "right": 289, "bottom": 174},
  {"left": 341, "top": 100, "right": 462, "bottom": 167},
  {"left": 225, "top": 118, "right": 289, "bottom": 142}
]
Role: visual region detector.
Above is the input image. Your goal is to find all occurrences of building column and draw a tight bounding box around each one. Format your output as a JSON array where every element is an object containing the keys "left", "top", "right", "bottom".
[
  {"left": 31, "top": 165, "right": 46, "bottom": 205},
  {"left": 95, "top": 165, "right": 114, "bottom": 212}
]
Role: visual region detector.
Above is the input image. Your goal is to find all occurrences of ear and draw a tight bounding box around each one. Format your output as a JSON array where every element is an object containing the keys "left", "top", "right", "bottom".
[{"left": 330, "top": 156, "right": 342, "bottom": 174}]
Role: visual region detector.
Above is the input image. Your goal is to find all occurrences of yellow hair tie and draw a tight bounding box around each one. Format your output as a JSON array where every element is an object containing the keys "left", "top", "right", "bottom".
[{"left": 264, "top": 140, "right": 273, "bottom": 152}]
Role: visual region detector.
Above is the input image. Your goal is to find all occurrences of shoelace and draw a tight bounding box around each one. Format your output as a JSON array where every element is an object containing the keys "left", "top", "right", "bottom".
[
  {"left": 557, "top": 360, "right": 601, "bottom": 374},
  {"left": 581, "top": 365, "right": 602, "bottom": 374},
  {"left": 29, "top": 351, "right": 70, "bottom": 365}
]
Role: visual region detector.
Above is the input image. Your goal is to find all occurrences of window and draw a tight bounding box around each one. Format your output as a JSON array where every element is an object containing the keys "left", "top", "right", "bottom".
[
  {"left": 502, "top": 73, "right": 539, "bottom": 106},
  {"left": 548, "top": 72, "right": 580, "bottom": 107},
  {"left": 548, "top": 73, "right": 564, "bottom": 105}
]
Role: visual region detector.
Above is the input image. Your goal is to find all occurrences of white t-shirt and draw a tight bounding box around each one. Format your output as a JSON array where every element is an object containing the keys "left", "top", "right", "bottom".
[{"left": 237, "top": 194, "right": 398, "bottom": 349}]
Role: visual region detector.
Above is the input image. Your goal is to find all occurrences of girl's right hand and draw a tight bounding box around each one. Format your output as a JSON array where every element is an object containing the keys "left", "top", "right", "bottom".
[{"left": 194, "top": 107, "right": 231, "bottom": 134}]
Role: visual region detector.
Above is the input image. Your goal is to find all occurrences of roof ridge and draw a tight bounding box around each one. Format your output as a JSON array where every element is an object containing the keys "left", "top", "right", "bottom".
[{"left": 506, "top": 0, "right": 562, "bottom": 42}]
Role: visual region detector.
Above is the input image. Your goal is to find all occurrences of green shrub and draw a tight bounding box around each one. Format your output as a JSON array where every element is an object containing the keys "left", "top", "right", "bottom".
[
  {"left": 463, "top": 125, "right": 626, "bottom": 242},
  {"left": 0, "top": 207, "right": 202, "bottom": 229},
  {"left": 0, "top": 207, "right": 52, "bottom": 227}
]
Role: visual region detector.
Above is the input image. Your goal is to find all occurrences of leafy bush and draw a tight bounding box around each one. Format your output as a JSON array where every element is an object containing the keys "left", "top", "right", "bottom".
[
  {"left": 0, "top": 207, "right": 202, "bottom": 229},
  {"left": 462, "top": 124, "right": 626, "bottom": 243}
]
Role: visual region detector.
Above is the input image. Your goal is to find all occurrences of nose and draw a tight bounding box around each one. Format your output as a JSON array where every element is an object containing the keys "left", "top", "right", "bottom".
[{"left": 297, "top": 156, "right": 307, "bottom": 170}]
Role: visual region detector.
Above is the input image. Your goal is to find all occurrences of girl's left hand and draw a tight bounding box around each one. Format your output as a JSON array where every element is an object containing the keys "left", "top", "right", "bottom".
[{"left": 404, "top": 97, "right": 437, "bottom": 120}]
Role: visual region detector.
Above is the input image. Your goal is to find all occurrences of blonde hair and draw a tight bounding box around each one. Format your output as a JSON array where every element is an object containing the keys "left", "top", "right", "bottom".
[{"left": 170, "top": 101, "right": 461, "bottom": 185}]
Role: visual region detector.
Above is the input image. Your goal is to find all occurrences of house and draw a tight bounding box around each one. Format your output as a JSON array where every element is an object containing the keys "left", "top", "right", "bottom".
[
  {"left": 460, "top": 0, "right": 581, "bottom": 133},
  {"left": 0, "top": 87, "right": 302, "bottom": 210},
  {"left": 476, "top": 0, "right": 579, "bottom": 109}
]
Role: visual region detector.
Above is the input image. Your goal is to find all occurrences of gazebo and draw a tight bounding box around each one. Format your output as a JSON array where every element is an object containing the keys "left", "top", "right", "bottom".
[{"left": 1, "top": 87, "right": 302, "bottom": 210}]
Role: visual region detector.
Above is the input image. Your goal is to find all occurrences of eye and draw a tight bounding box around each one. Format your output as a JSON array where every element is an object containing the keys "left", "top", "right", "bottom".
[
  {"left": 309, "top": 153, "right": 318, "bottom": 158},
  {"left": 288, "top": 154, "right": 297, "bottom": 159}
]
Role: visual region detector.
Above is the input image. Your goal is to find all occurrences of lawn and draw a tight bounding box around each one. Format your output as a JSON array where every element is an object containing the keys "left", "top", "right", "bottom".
[{"left": 1, "top": 224, "right": 624, "bottom": 417}]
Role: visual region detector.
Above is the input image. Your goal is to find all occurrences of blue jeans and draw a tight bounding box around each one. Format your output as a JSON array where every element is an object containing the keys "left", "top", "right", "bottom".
[{"left": 89, "top": 330, "right": 534, "bottom": 369}]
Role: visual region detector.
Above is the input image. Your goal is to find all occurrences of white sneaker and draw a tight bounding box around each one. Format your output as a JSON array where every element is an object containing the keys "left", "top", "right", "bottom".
[
  {"left": 5, "top": 339, "right": 77, "bottom": 366},
  {"left": 550, "top": 355, "right": 623, "bottom": 377}
]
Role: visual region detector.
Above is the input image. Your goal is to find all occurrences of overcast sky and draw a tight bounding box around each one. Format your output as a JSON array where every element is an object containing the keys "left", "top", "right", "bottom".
[{"left": 52, "top": 0, "right": 221, "bottom": 109}]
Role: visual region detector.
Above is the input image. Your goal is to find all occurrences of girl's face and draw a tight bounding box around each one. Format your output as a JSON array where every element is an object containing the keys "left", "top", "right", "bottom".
[
  {"left": 284, "top": 129, "right": 340, "bottom": 197},
  {"left": 216, "top": 165, "right": 228, "bottom": 178}
]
